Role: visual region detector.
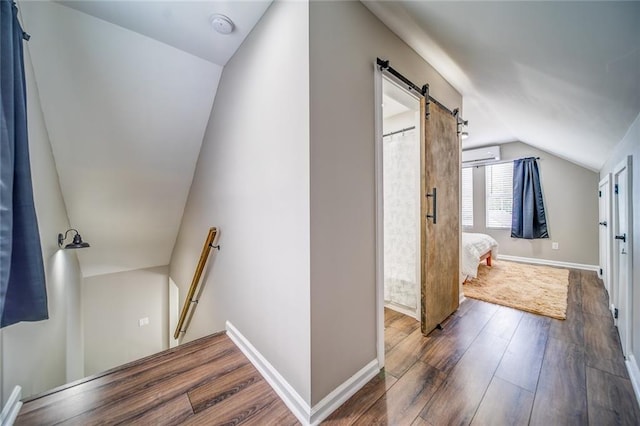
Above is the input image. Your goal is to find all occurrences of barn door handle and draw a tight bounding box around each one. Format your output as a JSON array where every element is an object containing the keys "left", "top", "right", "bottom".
[
  {"left": 426, "top": 187, "right": 437, "bottom": 224},
  {"left": 615, "top": 234, "right": 626, "bottom": 243}
]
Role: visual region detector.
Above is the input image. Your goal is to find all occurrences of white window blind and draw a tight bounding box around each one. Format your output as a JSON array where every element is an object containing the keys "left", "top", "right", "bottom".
[
  {"left": 461, "top": 168, "right": 473, "bottom": 227},
  {"left": 486, "top": 163, "right": 513, "bottom": 228}
]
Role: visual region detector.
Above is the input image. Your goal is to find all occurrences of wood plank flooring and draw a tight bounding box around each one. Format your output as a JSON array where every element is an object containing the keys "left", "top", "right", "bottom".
[
  {"left": 326, "top": 270, "right": 640, "bottom": 425},
  {"left": 15, "top": 270, "right": 639, "bottom": 425},
  {"left": 15, "top": 333, "right": 299, "bottom": 426}
]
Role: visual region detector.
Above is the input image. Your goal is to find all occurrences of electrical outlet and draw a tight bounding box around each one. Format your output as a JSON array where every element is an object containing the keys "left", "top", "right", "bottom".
[
  {"left": 552, "top": 242, "right": 559, "bottom": 250},
  {"left": 138, "top": 317, "right": 149, "bottom": 327}
]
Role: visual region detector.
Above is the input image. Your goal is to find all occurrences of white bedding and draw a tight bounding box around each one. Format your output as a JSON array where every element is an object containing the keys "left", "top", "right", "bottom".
[{"left": 462, "top": 232, "right": 499, "bottom": 279}]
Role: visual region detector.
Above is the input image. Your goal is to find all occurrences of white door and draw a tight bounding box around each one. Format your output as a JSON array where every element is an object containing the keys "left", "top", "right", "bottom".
[
  {"left": 598, "top": 175, "right": 612, "bottom": 296},
  {"left": 612, "top": 156, "right": 632, "bottom": 357}
]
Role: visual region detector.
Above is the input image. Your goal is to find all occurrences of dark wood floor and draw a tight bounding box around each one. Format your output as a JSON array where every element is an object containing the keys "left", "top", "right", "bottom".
[
  {"left": 325, "top": 270, "right": 640, "bottom": 425},
  {"left": 16, "top": 332, "right": 298, "bottom": 425},
  {"left": 16, "top": 270, "right": 639, "bottom": 425}
]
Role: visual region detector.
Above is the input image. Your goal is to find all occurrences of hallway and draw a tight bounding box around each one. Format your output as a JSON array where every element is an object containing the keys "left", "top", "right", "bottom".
[
  {"left": 15, "top": 270, "right": 638, "bottom": 425},
  {"left": 326, "top": 270, "right": 639, "bottom": 425}
]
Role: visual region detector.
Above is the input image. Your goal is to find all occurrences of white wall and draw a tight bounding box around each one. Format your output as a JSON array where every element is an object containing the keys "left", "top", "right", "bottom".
[
  {"left": 309, "top": 1, "right": 461, "bottom": 405},
  {"left": 466, "top": 141, "right": 599, "bottom": 266},
  {"left": 600, "top": 113, "right": 640, "bottom": 372},
  {"left": 83, "top": 266, "right": 169, "bottom": 376},
  {"left": 170, "top": 0, "right": 311, "bottom": 404},
  {"left": 1, "top": 49, "right": 83, "bottom": 403},
  {"left": 20, "top": 0, "right": 221, "bottom": 278}
]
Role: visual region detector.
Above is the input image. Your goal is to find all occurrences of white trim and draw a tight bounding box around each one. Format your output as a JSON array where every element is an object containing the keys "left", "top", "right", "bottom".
[
  {"left": 309, "top": 359, "right": 379, "bottom": 425},
  {"left": 374, "top": 63, "right": 385, "bottom": 369},
  {"left": 226, "top": 321, "right": 380, "bottom": 425},
  {"left": 385, "top": 302, "right": 419, "bottom": 320},
  {"left": 496, "top": 254, "right": 599, "bottom": 271},
  {"left": 226, "top": 322, "right": 310, "bottom": 424},
  {"left": 598, "top": 174, "right": 612, "bottom": 296},
  {"left": 0, "top": 386, "right": 23, "bottom": 426},
  {"left": 626, "top": 354, "right": 640, "bottom": 410},
  {"left": 612, "top": 156, "right": 633, "bottom": 357},
  {"left": 375, "top": 65, "right": 425, "bottom": 368}
]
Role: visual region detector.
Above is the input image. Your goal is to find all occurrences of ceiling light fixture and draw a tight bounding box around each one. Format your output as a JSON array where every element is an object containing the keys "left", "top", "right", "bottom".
[
  {"left": 210, "top": 14, "right": 234, "bottom": 35},
  {"left": 58, "top": 229, "right": 90, "bottom": 249},
  {"left": 461, "top": 131, "right": 469, "bottom": 140}
]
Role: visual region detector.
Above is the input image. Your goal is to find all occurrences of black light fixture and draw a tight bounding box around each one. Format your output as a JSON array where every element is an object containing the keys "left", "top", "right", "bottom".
[{"left": 58, "top": 229, "right": 90, "bottom": 249}]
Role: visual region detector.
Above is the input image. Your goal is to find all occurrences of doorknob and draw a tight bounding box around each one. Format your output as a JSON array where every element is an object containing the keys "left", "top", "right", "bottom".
[
  {"left": 615, "top": 234, "right": 626, "bottom": 243},
  {"left": 599, "top": 221, "right": 607, "bottom": 226}
]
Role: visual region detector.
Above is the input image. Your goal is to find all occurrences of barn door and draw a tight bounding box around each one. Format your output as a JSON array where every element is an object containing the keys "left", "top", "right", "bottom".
[{"left": 420, "top": 98, "right": 460, "bottom": 335}]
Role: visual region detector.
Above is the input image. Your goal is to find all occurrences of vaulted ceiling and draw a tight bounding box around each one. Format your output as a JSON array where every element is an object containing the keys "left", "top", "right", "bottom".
[
  {"left": 20, "top": 1, "right": 271, "bottom": 277},
  {"left": 364, "top": 1, "right": 640, "bottom": 171},
  {"left": 19, "top": 1, "right": 638, "bottom": 277}
]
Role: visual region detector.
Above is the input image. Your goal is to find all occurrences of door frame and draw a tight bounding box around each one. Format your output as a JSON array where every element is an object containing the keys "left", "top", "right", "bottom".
[
  {"left": 598, "top": 174, "right": 612, "bottom": 296},
  {"left": 374, "top": 65, "right": 423, "bottom": 368},
  {"left": 612, "top": 156, "right": 633, "bottom": 356}
]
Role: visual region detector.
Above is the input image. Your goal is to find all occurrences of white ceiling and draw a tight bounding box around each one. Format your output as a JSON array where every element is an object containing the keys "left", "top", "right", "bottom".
[
  {"left": 364, "top": 1, "right": 640, "bottom": 171},
  {"left": 58, "top": 0, "right": 272, "bottom": 67},
  {"left": 20, "top": 1, "right": 270, "bottom": 277},
  {"left": 19, "top": 1, "right": 638, "bottom": 277},
  {"left": 383, "top": 78, "right": 418, "bottom": 118}
]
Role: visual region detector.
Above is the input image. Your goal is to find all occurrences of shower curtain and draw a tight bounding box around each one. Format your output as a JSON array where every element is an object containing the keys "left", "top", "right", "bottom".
[{"left": 383, "top": 130, "right": 419, "bottom": 310}]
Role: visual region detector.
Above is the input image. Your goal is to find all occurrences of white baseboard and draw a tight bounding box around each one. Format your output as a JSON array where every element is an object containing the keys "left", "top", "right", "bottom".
[
  {"left": 626, "top": 354, "right": 640, "bottom": 410},
  {"left": 496, "top": 254, "right": 599, "bottom": 272},
  {"left": 226, "top": 322, "right": 310, "bottom": 423},
  {"left": 0, "top": 386, "right": 22, "bottom": 426},
  {"left": 384, "top": 302, "right": 419, "bottom": 320},
  {"left": 226, "top": 321, "right": 379, "bottom": 425},
  {"left": 309, "top": 359, "right": 379, "bottom": 424}
]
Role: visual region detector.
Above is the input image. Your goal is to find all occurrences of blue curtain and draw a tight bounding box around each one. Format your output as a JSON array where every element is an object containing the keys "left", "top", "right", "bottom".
[
  {"left": 511, "top": 157, "right": 549, "bottom": 239},
  {"left": 1, "top": 0, "right": 48, "bottom": 328}
]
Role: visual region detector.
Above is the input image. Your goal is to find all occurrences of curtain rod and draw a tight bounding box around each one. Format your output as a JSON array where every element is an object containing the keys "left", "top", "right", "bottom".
[
  {"left": 383, "top": 126, "right": 416, "bottom": 138},
  {"left": 377, "top": 58, "right": 463, "bottom": 120},
  {"left": 464, "top": 156, "right": 541, "bottom": 168}
]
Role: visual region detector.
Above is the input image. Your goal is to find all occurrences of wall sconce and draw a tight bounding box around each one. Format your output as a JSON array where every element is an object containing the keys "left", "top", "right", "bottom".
[{"left": 58, "top": 229, "right": 90, "bottom": 249}]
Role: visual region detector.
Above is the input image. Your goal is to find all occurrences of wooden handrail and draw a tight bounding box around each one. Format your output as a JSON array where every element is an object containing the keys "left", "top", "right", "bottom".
[{"left": 174, "top": 227, "right": 219, "bottom": 339}]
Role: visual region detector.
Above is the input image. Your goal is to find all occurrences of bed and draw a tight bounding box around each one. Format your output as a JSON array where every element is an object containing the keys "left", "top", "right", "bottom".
[{"left": 462, "top": 232, "right": 499, "bottom": 280}]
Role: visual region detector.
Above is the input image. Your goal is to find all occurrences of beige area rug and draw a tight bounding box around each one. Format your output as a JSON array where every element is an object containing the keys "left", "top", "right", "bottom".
[{"left": 463, "top": 260, "right": 570, "bottom": 320}]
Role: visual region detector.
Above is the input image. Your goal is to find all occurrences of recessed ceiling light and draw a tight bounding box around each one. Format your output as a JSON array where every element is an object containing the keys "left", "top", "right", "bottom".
[{"left": 210, "top": 14, "right": 234, "bottom": 35}]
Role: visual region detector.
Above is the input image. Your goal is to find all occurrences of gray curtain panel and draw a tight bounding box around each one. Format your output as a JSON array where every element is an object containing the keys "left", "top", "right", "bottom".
[
  {"left": 0, "top": 0, "right": 48, "bottom": 327},
  {"left": 511, "top": 157, "right": 549, "bottom": 239}
]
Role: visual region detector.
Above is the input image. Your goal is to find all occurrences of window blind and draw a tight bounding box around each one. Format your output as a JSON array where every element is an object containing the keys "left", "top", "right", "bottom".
[
  {"left": 461, "top": 167, "right": 473, "bottom": 227},
  {"left": 486, "top": 162, "right": 513, "bottom": 228}
]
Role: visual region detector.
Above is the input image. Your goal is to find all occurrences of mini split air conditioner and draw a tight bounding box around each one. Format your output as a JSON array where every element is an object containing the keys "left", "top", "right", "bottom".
[{"left": 461, "top": 146, "right": 501, "bottom": 166}]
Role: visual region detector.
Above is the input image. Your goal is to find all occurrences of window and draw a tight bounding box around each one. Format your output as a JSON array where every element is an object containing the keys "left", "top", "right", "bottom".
[
  {"left": 461, "top": 167, "right": 473, "bottom": 227},
  {"left": 486, "top": 163, "right": 513, "bottom": 228}
]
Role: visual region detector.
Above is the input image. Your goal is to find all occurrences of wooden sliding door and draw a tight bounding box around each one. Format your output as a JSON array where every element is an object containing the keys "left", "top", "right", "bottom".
[{"left": 420, "top": 98, "right": 460, "bottom": 335}]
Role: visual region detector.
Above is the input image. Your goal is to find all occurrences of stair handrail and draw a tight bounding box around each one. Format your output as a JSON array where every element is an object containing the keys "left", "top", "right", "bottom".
[{"left": 174, "top": 227, "right": 219, "bottom": 339}]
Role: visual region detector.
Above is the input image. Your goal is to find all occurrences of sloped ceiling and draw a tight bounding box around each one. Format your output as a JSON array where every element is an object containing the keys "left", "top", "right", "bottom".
[
  {"left": 20, "top": 1, "right": 271, "bottom": 277},
  {"left": 364, "top": 1, "right": 640, "bottom": 171}
]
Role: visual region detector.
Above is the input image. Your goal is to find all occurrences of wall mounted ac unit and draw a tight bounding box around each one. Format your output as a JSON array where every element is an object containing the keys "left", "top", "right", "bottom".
[{"left": 461, "top": 145, "right": 501, "bottom": 166}]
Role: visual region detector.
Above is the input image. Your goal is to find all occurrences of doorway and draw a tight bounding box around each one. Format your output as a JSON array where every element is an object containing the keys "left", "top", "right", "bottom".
[
  {"left": 374, "top": 61, "right": 461, "bottom": 367},
  {"left": 381, "top": 77, "right": 422, "bottom": 321},
  {"left": 598, "top": 174, "right": 612, "bottom": 296},
  {"left": 612, "top": 156, "right": 632, "bottom": 356}
]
